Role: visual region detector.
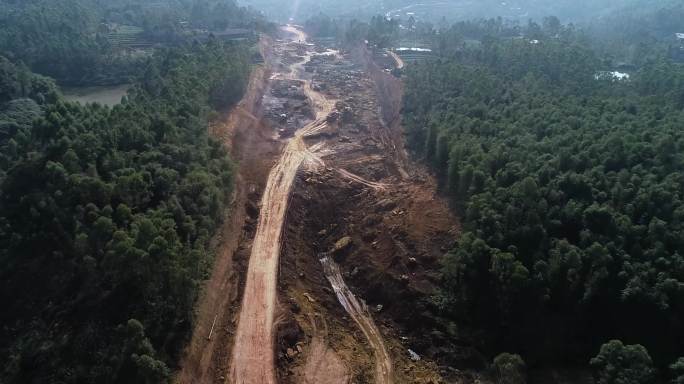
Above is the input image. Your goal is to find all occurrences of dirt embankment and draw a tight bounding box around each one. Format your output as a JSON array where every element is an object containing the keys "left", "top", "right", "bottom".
[
  {"left": 269, "top": 36, "right": 487, "bottom": 383},
  {"left": 179, "top": 26, "right": 490, "bottom": 384}
]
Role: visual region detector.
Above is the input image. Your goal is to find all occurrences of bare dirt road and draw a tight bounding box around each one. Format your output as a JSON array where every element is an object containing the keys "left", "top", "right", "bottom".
[
  {"left": 229, "top": 25, "right": 337, "bottom": 384},
  {"left": 228, "top": 132, "right": 306, "bottom": 384}
]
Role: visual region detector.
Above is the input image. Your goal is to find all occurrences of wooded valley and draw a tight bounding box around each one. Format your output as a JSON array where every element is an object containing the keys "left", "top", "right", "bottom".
[{"left": 2, "top": 0, "right": 684, "bottom": 383}]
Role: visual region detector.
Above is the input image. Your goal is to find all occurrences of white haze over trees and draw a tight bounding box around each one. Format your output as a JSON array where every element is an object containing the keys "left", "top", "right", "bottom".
[{"left": 237, "top": 0, "right": 682, "bottom": 24}]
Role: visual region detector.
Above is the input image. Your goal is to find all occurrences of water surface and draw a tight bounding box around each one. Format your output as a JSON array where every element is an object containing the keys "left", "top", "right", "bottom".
[{"left": 62, "top": 84, "right": 130, "bottom": 106}]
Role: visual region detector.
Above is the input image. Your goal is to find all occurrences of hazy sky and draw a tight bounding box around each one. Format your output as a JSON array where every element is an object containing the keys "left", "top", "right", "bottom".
[
  {"left": 236, "top": 0, "right": 675, "bottom": 24},
  {"left": 239, "top": 0, "right": 616, "bottom": 21}
]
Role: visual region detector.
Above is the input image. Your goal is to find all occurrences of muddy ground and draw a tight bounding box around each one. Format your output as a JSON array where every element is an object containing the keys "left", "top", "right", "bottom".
[
  {"left": 176, "top": 27, "right": 495, "bottom": 384},
  {"left": 270, "top": 34, "right": 492, "bottom": 383}
]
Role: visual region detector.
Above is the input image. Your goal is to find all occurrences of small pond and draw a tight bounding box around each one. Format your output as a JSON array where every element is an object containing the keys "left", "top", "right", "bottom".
[{"left": 62, "top": 84, "right": 131, "bottom": 106}]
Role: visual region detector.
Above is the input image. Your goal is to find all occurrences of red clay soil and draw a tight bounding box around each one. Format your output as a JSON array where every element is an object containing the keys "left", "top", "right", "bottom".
[
  {"left": 177, "top": 25, "right": 486, "bottom": 384},
  {"left": 229, "top": 25, "right": 338, "bottom": 384},
  {"left": 270, "top": 38, "right": 465, "bottom": 383}
]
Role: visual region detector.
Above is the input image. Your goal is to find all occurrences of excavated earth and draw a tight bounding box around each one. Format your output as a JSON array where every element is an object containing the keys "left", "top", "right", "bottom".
[
  {"left": 271, "top": 33, "right": 488, "bottom": 383},
  {"left": 177, "top": 26, "right": 494, "bottom": 384}
]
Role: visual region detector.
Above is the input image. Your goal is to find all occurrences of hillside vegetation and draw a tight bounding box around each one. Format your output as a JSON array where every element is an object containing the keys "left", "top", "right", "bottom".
[
  {"left": 0, "top": 39, "right": 249, "bottom": 383},
  {"left": 403, "top": 18, "right": 684, "bottom": 381}
]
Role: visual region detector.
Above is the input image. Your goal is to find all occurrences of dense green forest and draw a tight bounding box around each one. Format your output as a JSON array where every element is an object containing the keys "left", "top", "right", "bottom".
[
  {"left": 0, "top": 37, "right": 249, "bottom": 383},
  {"left": 403, "top": 16, "right": 684, "bottom": 382},
  {"left": 0, "top": 57, "right": 60, "bottom": 133},
  {"left": 0, "top": 0, "right": 266, "bottom": 85}
]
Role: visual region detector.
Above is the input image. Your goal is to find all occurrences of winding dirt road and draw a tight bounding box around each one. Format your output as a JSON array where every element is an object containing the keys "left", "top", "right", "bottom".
[
  {"left": 229, "top": 26, "right": 335, "bottom": 384},
  {"left": 230, "top": 25, "right": 395, "bottom": 384}
]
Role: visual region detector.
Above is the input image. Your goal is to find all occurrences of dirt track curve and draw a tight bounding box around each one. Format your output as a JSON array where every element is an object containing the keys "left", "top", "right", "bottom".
[
  {"left": 229, "top": 25, "right": 337, "bottom": 384},
  {"left": 175, "top": 20, "right": 467, "bottom": 384},
  {"left": 230, "top": 24, "right": 396, "bottom": 384}
]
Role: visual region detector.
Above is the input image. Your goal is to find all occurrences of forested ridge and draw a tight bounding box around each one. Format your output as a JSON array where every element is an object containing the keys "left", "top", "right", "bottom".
[
  {"left": 0, "top": 38, "right": 249, "bottom": 383},
  {"left": 403, "top": 20, "right": 684, "bottom": 382}
]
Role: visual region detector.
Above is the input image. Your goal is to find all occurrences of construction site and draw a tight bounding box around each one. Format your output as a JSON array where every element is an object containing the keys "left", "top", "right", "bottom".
[{"left": 176, "top": 25, "right": 486, "bottom": 384}]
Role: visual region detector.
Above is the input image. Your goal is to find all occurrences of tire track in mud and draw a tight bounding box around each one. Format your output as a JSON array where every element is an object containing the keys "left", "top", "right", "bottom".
[
  {"left": 229, "top": 131, "right": 308, "bottom": 384},
  {"left": 319, "top": 254, "right": 394, "bottom": 384}
]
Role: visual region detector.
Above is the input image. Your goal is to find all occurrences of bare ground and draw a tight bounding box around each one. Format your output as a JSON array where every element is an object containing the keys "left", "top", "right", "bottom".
[
  {"left": 273, "top": 33, "right": 471, "bottom": 384},
  {"left": 229, "top": 26, "right": 340, "bottom": 384},
  {"left": 178, "top": 25, "right": 493, "bottom": 384}
]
